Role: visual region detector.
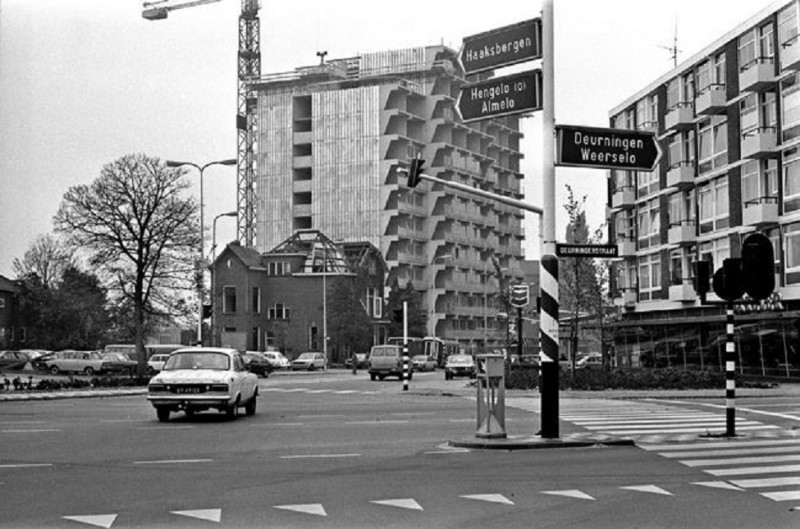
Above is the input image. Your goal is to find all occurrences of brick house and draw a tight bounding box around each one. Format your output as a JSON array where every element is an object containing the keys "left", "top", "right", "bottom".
[
  {"left": 210, "top": 230, "right": 387, "bottom": 362},
  {"left": 0, "top": 275, "right": 21, "bottom": 348}
]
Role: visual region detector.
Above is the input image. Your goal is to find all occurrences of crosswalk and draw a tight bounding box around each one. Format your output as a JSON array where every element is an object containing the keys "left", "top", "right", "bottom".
[
  {"left": 505, "top": 397, "right": 781, "bottom": 442},
  {"left": 641, "top": 438, "right": 800, "bottom": 502},
  {"left": 261, "top": 387, "right": 379, "bottom": 396}
]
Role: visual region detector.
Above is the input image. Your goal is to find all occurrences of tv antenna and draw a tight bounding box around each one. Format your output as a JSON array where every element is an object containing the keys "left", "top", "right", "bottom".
[{"left": 658, "top": 17, "right": 682, "bottom": 68}]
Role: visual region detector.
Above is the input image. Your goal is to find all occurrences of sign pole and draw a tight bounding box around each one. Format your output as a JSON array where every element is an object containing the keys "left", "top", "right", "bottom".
[
  {"left": 725, "top": 301, "right": 736, "bottom": 436},
  {"left": 403, "top": 301, "right": 409, "bottom": 392},
  {"left": 539, "top": 0, "right": 559, "bottom": 439}
]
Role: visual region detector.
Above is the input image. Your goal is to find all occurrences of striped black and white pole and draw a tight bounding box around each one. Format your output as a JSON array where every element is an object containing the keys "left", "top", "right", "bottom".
[
  {"left": 539, "top": 254, "right": 559, "bottom": 438},
  {"left": 725, "top": 301, "right": 736, "bottom": 437},
  {"left": 403, "top": 301, "right": 409, "bottom": 392}
]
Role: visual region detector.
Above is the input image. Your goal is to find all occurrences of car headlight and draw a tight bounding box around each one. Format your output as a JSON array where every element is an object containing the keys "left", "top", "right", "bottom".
[
  {"left": 209, "top": 384, "right": 229, "bottom": 392},
  {"left": 148, "top": 383, "right": 166, "bottom": 392}
]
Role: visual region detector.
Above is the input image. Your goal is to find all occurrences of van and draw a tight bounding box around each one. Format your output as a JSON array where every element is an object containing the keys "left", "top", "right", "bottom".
[{"left": 368, "top": 344, "right": 413, "bottom": 381}]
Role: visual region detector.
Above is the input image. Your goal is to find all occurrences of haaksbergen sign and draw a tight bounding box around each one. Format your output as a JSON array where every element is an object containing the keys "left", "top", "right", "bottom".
[
  {"left": 458, "top": 69, "right": 542, "bottom": 123},
  {"left": 556, "top": 124, "right": 661, "bottom": 172},
  {"left": 460, "top": 18, "right": 542, "bottom": 75}
]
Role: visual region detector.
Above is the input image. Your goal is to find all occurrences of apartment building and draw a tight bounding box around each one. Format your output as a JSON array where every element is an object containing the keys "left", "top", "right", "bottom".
[
  {"left": 248, "top": 45, "right": 529, "bottom": 352},
  {"left": 608, "top": 0, "right": 800, "bottom": 374}
]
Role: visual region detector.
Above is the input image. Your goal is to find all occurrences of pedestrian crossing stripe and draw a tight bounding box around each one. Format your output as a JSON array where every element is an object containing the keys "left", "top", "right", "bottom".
[
  {"left": 621, "top": 485, "right": 673, "bottom": 496},
  {"left": 371, "top": 498, "right": 424, "bottom": 510},
  {"left": 692, "top": 481, "right": 745, "bottom": 492},
  {"left": 460, "top": 494, "right": 514, "bottom": 505},
  {"left": 171, "top": 509, "right": 221, "bottom": 522},
  {"left": 62, "top": 515, "right": 117, "bottom": 528},
  {"left": 541, "top": 490, "right": 595, "bottom": 500},
  {"left": 274, "top": 504, "right": 327, "bottom": 516}
]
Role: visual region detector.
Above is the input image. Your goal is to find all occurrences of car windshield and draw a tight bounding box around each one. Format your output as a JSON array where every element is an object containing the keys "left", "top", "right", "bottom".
[
  {"left": 448, "top": 356, "right": 472, "bottom": 365},
  {"left": 296, "top": 353, "right": 315, "bottom": 360},
  {"left": 163, "top": 352, "right": 230, "bottom": 371}
]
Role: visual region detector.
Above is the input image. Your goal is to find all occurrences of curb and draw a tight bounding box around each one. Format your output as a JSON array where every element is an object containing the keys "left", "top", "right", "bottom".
[
  {"left": 449, "top": 434, "right": 636, "bottom": 450},
  {"left": 0, "top": 389, "right": 147, "bottom": 402}
]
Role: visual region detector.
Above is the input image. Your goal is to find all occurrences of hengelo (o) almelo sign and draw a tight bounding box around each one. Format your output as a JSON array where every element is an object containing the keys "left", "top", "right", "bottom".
[
  {"left": 458, "top": 70, "right": 542, "bottom": 123},
  {"left": 556, "top": 124, "right": 661, "bottom": 172},
  {"left": 460, "top": 18, "right": 542, "bottom": 75}
]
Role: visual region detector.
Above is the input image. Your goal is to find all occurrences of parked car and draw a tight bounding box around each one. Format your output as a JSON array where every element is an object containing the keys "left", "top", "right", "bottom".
[
  {"left": 147, "top": 353, "right": 171, "bottom": 374},
  {"left": 444, "top": 354, "right": 476, "bottom": 380},
  {"left": 0, "top": 351, "right": 30, "bottom": 371},
  {"left": 262, "top": 351, "right": 290, "bottom": 370},
  {"left": 241, "top": 351, "right": 273, "bottom": 377},
  {"left": 147, "top": 347, "right": 258, "bottom": 422},
  {"left": 101, "top": 352, "right": 138, "bottom": 376},
  {"left": 291, "top": 352, "right": 327, "bottom": 371},
  {"left": 576, "top": 352, "right": 602, "bottom": 370},
  {"left": 411, "top": 354, "right": 436, "bottom": 372},
  {"left": 345, "top": 353, "right": 369, "bottom": 370},
  {"left": 42, "top": 350, "right": 108, "bottom": 376},
  {"left": 368, "top": 344, "right": 412, "bottom": 381},
  {"left": 31, "top": 352, "right": 56, "bottom": 372}
]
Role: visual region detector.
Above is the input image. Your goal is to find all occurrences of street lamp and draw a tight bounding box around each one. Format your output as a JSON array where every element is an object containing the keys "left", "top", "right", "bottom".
[
  {"left": 210, "top": 211, "right": 238, "bottom": 348},
  {"left": 166, "top": 158, "right": 237, "bottom": 346}
]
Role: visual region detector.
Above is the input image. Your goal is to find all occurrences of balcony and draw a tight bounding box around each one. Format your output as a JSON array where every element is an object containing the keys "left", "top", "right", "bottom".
[
  {"left": 781, "top": 37, "right": 800, "bottom": 72},
  {"left": 613, "top": 288, "right": 637, "bottom": 307},
  {"left": 667, "top": 220, "right": 696, "bottom": 245},
  {"left": 664, "top": 102, "right": 695, "bottom": 131},
  {"left": 741, "top": 127, "right": 777, "bottom": 159},
  {"left": 694, "top": 84, "right": 727, "bottom": 115},
  {"left": 739, "top": 58, "right": 776, "bottom": 92},
  {"left": 616, "top": 237, "right": 636, "bottom": 257},
  {"left": 742, "top": 197, "right": 779, "bottom": 226},
  {"left": 611, "top": 186, "right": 636, "bottom": 209},
  {"left": 669, "top": 279, "right": 697, "bottom": 302},
  {"left": 666, "top": 161, "right": 695, "bottom": 189}
]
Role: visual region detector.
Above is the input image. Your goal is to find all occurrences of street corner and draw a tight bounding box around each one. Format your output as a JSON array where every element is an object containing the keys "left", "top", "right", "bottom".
[{"left": 448, "top": 432, "right": 636, "bottom": 450}]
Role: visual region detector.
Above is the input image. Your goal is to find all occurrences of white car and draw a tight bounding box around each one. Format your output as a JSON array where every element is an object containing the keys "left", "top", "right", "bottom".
[
  {"left": 262, "top": 351, "right": 290, "bottom": 370},
  {"left": 291, "top": 352, "right": 327, "bottom": 371},
  {"left": 147, "top": 353, "right": 171, "bottom": 374},
  {"left": 411, "top": 354, "right": 436, "bottom": 372},
  {"left": 147, "top": 348, "right": 258, "bottom": 422}
]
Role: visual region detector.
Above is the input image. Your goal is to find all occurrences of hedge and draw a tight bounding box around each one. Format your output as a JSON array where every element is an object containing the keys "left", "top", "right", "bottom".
[{"left": 506, "top": 367, "right": 728, "bottom": 391}]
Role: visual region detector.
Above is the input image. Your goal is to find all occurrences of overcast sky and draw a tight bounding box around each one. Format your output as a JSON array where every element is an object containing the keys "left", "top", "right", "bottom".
[{"left": 0, "top": 0, "right": 780, "bottom": 277}]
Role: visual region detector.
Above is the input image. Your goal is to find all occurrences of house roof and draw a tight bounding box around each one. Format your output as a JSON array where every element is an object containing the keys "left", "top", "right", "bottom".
[
  {"left": 221, "top": 241, "right": 264, "bottom": 270},
  {"left": 0, "top": 274, "right": 20, "bottom": 293}
]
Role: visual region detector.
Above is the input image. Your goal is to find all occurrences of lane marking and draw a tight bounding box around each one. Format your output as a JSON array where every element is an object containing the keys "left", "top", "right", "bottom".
[
  {"left": 171, "top": 509, "right": 222, "bottom": 522},
  {"left": 0, "top": 421, "right": 45, "bottom": 425},
  {"left": 732, "top": 477, "right": 800, "bottom": 488},
  {"left": 0, "top": 463, "right": 53, "bottom": 469},
  {"left": 252, "top": 422, "right": 304, "bottom": 427},
  {"left": 370, "top": 498, "right": 423, "bottom": 511},
  {"left": 274, "top": 504, "right": 327, "bottom": 516},
  {"left": 541, "top": 490, "right": 595, "bottom": 500},
  {"left": 661, "top": 446, "right": 800, "bottom": 458},
  {"left": 606, "top": 425, "right": 779, "bottom": 435},
  {"left": 692, "top": 481, "right": 745, "bottom": 492},
  {"left": 762, "top": 490, "right": 800, "bottom": 501},
  {"left": 280, "top": 453, "right": 360, "bottom": 459},
  {"left": 621, "top": 485, "right": 673, "bottom": 496},
  {"left": 641, "top": 439, "right": 800, "bottom": 451},
  {"left": 133, "top": 459, "right": 213, "bottom": 465},
  {"left": 651, "top": 400, "right": 800, "bottom": 423},
  {"left": 1, "top": 429, "right": 60, "bottom": 433},
  {"left": 344, "top": 420, "right": 409, "bottom": 425},
  {"left": 708, "top": 464, "right": 800, "bottom": 477},
  {"left": 679, "top": 454, "right": 800, "bottom": 467},
  {"left": 461, "top": 494, "right": 514, "bottom": 505},
  {"left": 135, "top": 426, "right": 194, "bottom": 430},
  {"left": 297, "top": 414, "right": 344, "bottom": 418},
  {"left": 62, "top": 514, "right": 117, "bottom": 528}
]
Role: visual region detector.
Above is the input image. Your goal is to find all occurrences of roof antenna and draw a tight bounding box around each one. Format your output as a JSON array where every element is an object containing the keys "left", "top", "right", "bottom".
[
  {"left": 658, "top": 16, "right": 681, "bottom": 68},
  {"left": 316, "top": 50, "right": 328, "bottom": 65}
]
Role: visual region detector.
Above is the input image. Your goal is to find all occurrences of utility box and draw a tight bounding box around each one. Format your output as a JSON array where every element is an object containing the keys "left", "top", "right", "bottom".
[{"left": 475, "top": 354, "right": 506, "bottom": 439}]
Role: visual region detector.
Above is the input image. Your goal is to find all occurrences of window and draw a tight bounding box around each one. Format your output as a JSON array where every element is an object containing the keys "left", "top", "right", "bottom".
[
  {"left": 668, "top": 190, "right": 695, "bottom": 227},
  {"left": 251, "top": 327, "right": 260, "bottom": 350},
  {"left": 779, "top": 3, "right": 799, "bottom": 69},
  {"left": 366, "top": 287, "right": 382, "bottom": 318},
  {"left": 637, "top": 253, "right": 661, "bottom": 301},
  {"left": 681, "top": 72, "right": 695, "bottom": 103},
  {"left": 223, "top": 286, "right": 237, "bottom": 313},
  {"left": 760, "top": 22, "right": 775, "bottom": 61},
  {"left": 637, "top": 198, "right": 660, "bottom": 249},
  {"left": 666, "top": 78, "right": 680, "bottom": 110},
  {"left": 614, "top": 210, "right": 635, "bottom": 240},
  {"left": 252, "top": 287, "right": 260, "bottom": 314},
  {"left": 741, "top": 92, "right": 777, "bottom": 139},
  {"left": 698, "top": 176, "right": 729, "bottom": 234},
  {"left": 784, "top": 148, "right": 800, "bottom": 213},
  {"left": 0, "top": 297, "right": 5, "bottom": 309},
  {"left": 697, "top": 117, "right": 728, "bottom": 174},
  {"left": 739, "top": 29, "right": 757, "bottom": 69},
  {"left": 268, "top": 261, "right": 291, "bottom": 275},
  {"left": 742, "top": 159, "right": 778, "bottom": 207},
  {"left": 784, "top": 222, "right": 800, "bottom": 284},
  {"left": 268, "top": 303, "right": 290, "bottom": 320},
  {"left": 696, "top": 60, "right": 711, "bottom": 94},
  {"left": 713, "top": 52, "right": 726, "bottom": 87},
  {"left": 782, "top": 74, "right": 800, "bottom": 141},
  {"left": 699, "top": 237, "right": 729, "bottom": 274},
  {"left": 668, "top": 131, "right": 695, "bottom": 168}
]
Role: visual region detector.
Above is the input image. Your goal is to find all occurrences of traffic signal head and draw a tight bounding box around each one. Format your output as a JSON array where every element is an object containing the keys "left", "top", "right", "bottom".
[
  {"left": 693, "top": 260, "right": 710, "bottom": 301},
  {"left": 712, "top": 258, "right": 745, "bottom": 302},
  {"left": 741, "top": 233, "right": 775, "bottom": 301},
  {"left": 510, "top": 284, "right": 529, "bottom": 308},
  {"left": 407, "top": 157, "right": 425, "bottom": 188}
]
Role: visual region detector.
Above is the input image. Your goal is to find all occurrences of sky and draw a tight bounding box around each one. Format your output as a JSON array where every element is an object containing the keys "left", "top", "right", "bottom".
[{"left": 0, "top": 0, "right": 782, "bottom": 278}]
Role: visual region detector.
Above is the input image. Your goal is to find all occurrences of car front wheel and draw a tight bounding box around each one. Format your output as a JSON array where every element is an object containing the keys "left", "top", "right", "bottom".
[
  {"left": 226, "top": 398, "right": 239, "bottom": 420},
  {"left": 49, "top": 365, "right": 60, "bottom": 375},
  {"left": 84, "top": 367, "right": 95, "bottom": 376},
  {"left": 156, "top": 407, "right": 170, "bottom": 422},
  {"left": 245, "top": 395, "right": 257, "bottom": 416}
]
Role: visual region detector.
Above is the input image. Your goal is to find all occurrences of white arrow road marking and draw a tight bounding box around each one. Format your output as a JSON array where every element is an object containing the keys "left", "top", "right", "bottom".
[
  {"left": 692, "top": 481, "right": 745, "bottom": 492},
  {"left": 621, "top": 485, "right": 673, "bottom": 496},
  {"left": 171, "top": 509, "right": 221, "bottom": 522},
  {"left": 62, "top": 514, "right": 117, "bottom": 528},
  {"left": 371, "top": 498, "right": 424, "bottom": 510},
  {"left": 541, "top": 490, "right": 595, "bottom": 500},
  {"left": 274, "top": 504, "right": 327, "bottom": 516},
  {"left": 460, "top": 494, "right": 515, "bottom": 505}
]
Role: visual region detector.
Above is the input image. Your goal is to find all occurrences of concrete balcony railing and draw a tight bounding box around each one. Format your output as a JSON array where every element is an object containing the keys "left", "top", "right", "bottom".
[
  {"left": 669, "top": 279, "right": 697, "bottom": 302},
  {"left": 694, "top": 84, "right": 727, "bottom": 115},
  {"left": 664, "top": 102, "right": 695, "bottom": 131},
  {"left": 739, "top": 58, "right": 776, "bottom": 92},
  {"left": 616, "top": 237, "right": 636, "bottom": 257},
  {"left": 741, "top": 127, "right": 777, "bottom": 159},
  {"left": 667, "top": 220, "right": 697, "bottom": 245},
  {"left": 613, "top": 288, "right": 637, "bottom": 307},
  {"left": 666, "top": 161, "right": 695, "bottom": 189},
  {"left": 742, "top": 197, "right": 779, "bottom": 227},
  {"left": 611, "top": 186, "right": 636, "bottom": 209}
]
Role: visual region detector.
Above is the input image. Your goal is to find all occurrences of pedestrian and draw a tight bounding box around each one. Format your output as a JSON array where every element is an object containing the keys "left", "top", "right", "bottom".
[{"left": 351, "top": 353, "right": 358, "bottom": 375}]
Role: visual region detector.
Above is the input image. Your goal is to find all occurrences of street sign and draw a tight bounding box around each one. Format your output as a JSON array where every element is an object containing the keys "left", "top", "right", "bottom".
[
  {"left": 458, "top": 69, "right": 542, "bottom": 123},
  {"left": 460, "top": 18, "right": 542, "bottom": 75},
  {"left": 555, "top": 124, "right": 661, "bottom": 172},
  {"left": 556, "top": 243, "right": 618, "bottom": 258},
  {"left": 510, "top": 284, "right": 530, "bottom": 308}
]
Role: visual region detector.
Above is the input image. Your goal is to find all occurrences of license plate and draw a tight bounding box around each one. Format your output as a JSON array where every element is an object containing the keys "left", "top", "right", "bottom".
[{"left": 175, "top": 386, "right": 201, "bottom": 394}]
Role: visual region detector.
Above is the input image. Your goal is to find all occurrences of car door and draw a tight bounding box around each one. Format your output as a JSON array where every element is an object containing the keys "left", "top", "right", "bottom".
[{"left": 232, "top": 354, "right": 254, "bottom": 400}]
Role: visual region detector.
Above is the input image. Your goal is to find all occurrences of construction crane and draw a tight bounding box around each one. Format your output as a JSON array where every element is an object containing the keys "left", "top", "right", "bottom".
[{"left": 142, "top": 0, "right": 261, "bottom": 248}]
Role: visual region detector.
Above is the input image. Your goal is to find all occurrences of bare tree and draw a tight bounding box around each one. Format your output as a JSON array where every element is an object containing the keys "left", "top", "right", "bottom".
[
  {"left": 12, "top": 234, "right": 73, "bottom": 288},
  {"left": 53, "top": 153, "right": 199, "bottom": 375}
]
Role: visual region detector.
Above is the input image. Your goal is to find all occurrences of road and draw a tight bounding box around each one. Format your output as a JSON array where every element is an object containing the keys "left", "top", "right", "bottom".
[{"left": 1, "top": 370, "right": 800, "bottom": 528}]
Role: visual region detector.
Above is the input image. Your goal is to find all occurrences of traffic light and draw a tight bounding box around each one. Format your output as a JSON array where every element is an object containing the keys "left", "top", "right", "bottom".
[
  {"left": 741, "top": 232, "right": 775, "bottom": 301},
  {"left": 510, "top": 284, "right": 529, "bottom": 308},
  {"left": 712, "top": 258, "right": 746, "bottom": 302},
  {"left": 407, "top": 157, "right": 425, "bottom": 188},
  {"left": 693, "top": 260, "right": 710, "bottom": 302}
]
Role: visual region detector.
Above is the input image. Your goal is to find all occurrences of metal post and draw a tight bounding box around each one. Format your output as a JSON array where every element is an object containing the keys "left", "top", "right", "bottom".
[
  {"left": 323, "top": 244, "right": 327, "bottom": 361},
  {"left": 539, "top": 0, "right": 559, "bottom": 439},
  {"left": 726, "top": 302, "right": 736, "bottom": 437},
  {"left": 403, "top": 301, "right": 409, "bottom": 391},
  {"left": 517, "top": 307, "right": 523, "bottom": 361}
]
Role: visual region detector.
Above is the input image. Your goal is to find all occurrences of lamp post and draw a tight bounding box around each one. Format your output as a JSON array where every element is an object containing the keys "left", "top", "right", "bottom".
[
  {"left": 166, "top": 158, "right": 237, "bottom": 346},
  {"left": 210, "top": 211, "right": 238, "bottom": 348}
]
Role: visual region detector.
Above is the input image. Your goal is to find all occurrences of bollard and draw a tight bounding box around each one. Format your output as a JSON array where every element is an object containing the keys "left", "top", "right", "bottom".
[{"left": 475, "top": 354, "right": 506, "bottom": 438}]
